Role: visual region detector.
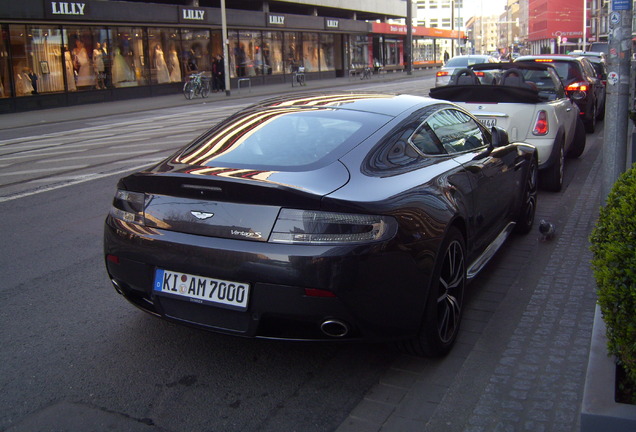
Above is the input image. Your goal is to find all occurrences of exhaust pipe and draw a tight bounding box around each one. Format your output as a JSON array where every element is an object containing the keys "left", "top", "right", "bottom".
[
  {"left": 111, "top": 279, "right": 125, "bottom": 295},
  {"left": 320, "top": 319, "right": 349, "bottom": 338}
]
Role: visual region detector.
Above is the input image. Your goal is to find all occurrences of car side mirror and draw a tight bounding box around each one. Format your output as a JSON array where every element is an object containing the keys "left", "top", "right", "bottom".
[{"left": 491, "top": 126, "right": 509, "bottom": 147}]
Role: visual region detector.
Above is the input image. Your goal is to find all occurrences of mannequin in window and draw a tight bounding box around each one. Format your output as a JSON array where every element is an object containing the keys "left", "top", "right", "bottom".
[
  {"left": 93, "top": 42, "right": 105, "bottom": 89},
  {"left": 154, "top": 44, "right": 170, "bottom": 84},
  {"left": 72, "top": 40, "right": 94, "bottom": 87},
  {"left": 112, "top": 47, "right": 133, "bottom": 86},
  {"left": 168, "top": 46, "right": 181, "bottom": 82},
  {"left": 64, "top": 46, "right": 77, "bottom": 91}
]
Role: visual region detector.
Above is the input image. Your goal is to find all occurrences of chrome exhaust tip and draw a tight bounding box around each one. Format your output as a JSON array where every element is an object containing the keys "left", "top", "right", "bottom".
[
  {"left": 111, "top": 279, "right": 124, "bottom": 295},
  {"left": 320, "top": 319, "right": 349, "bottom": 338}
]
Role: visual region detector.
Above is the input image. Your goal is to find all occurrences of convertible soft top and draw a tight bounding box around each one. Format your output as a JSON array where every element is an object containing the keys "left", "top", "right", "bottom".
[{"left": 430, "top": 85, "right": 542, "bottom": 104}]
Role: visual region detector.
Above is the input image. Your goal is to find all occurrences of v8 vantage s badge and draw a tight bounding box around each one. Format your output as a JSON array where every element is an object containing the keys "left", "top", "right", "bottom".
[
  {"left": 191, "top": 211, "right": 214, "bottom": 220},
  {"left": 231, "top": 230, "right": 262, "bottom": 239}
]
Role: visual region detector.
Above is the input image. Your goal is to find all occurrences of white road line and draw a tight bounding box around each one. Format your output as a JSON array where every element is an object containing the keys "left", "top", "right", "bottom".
[
  {"left": 0, "top": 163, "right": 156, "bottom": 203},
  {"left": 0, "top": 165, "right": 88, "bottom": 176}
]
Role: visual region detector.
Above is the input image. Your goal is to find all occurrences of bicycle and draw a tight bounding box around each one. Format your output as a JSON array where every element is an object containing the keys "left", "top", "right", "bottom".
[
  {"left": 291, "top": 66, "right": 306, "bottom": 87},
  {"left": 360, "top": 67, "right": 372, "bottom": 80},
  {"left": 183, "top": 73, "right": 210, "bottom": 99}
]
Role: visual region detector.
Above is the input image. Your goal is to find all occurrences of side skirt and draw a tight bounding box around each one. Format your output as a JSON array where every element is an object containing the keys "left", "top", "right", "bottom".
[{"left": 466, "top": 222, "right": 516, "bottom": 280}]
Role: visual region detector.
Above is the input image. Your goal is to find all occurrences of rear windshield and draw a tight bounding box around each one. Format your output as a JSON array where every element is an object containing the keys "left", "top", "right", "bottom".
[
  {"left": 446, "top": 56, "right": 488, "bottom": 67},
  {"left": 176, "top": 108, "right": 389, "bottom": 169}
]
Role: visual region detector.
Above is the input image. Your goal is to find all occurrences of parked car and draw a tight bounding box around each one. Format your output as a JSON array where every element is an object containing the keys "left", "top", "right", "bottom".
[
  {"left": 515, "top": 54, "right": 605, "bottom": 133},
  {"left": 430, "top": 62, "right": 586, "bottom": 192},
  {"left": 104, "top": 93, "right": 538, "bottom": 357},
  {"left": 569, "top": 50, "right": 608, "bottom": 114},
  {"left": 435, "top": 54, "right": 499, "bottom": 86}
]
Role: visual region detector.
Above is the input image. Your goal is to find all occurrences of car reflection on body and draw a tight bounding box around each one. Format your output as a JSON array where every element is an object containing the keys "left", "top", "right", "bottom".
[{"left": 104, "top": 93, "right": 538, "bottom": 357}]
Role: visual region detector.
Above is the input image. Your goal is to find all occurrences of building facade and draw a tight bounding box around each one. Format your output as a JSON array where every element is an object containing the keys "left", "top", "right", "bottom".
[{"left": 3, "top": 0, "right": 451, "bottom": 113}]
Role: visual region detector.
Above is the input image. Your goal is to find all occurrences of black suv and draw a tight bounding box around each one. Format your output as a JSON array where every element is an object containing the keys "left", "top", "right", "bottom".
[{"left": 515, "top": 55, "right": 604, "bottom": 133}]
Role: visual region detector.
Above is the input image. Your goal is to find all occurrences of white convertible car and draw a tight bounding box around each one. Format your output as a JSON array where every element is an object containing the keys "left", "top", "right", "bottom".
[{"left": 430, "top": 62, "right": 586, "bottom": 192}]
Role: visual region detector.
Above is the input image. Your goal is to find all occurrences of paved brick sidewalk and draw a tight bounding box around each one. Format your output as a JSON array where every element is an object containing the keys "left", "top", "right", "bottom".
[{"left": 337, "top": 128, "right": 602, "bottom": 431}]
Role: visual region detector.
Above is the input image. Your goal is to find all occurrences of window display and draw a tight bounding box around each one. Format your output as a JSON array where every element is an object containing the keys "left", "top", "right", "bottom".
[
  {"left": 148, "top": 28, "right": 180, "bottom": 84},
  {"left": 284, "top": 32, "right": 302, "bottom": 73},
  {"left": 319, "top": 34, "right": 335, "bottom": 71},
  {"left": 181, "top": 29, "right": 210, "bottom": 75},
  {"left": 0, "top": 27, "right": 8, "bottom": 98},
  {"left": 302, "top": 33, "right": 318, "bottom": 72},
  {"left": 10, "top": 25, "right": 66, "bottom": 96},
  {"left": 111, "top": 27, "right": 147, "bottom": 87},
  {"left": 262, "top": 32, "right": 282, "bottom": 75}
]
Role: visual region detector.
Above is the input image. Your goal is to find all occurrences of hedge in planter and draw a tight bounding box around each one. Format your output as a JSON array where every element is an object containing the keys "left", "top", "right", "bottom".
[{"left": 590, "top": 163, "right": 636, "bottom": 403}]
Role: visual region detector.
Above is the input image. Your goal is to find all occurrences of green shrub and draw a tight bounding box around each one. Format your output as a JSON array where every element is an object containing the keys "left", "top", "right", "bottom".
[{"left": 590, "top": 164, "right": 636, "bottom": 402}]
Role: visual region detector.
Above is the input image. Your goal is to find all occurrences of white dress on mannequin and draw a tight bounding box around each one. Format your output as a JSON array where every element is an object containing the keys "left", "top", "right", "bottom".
[{"left": 154, "top": 45, "right": 170, "bottom": 84}]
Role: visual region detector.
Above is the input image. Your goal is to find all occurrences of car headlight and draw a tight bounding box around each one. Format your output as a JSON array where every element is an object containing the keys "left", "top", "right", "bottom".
[
  {"left": 270, "top": 209, "right": 398, "bottom": 245},
  {"left": 109, "top": 190, "right": 145, "bottom": 225}
]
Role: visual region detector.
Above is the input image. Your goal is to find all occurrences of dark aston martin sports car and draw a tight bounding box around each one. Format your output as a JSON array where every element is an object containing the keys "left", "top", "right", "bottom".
[{"left": 104, "top": 93, "right": 538, "bottom": 357}]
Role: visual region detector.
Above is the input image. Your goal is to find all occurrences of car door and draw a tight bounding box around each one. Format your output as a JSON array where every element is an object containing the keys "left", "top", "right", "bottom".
[{"left": 425, "top": 108, "right": 520, "bottom": 255}]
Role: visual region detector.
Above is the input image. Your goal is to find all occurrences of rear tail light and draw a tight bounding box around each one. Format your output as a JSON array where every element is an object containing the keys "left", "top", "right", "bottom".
[
  {"left": 533, "top": 110, "right": 549, "bottom": 136},
  {"left": 566, "top": 81, "right": 588, "bottom": 100},
  {"left": 110, "top": 190, "right": 146, "bottom": 225},
  {"left": 436, "top": 71, "right": 449, "bottom": 77},
  {"left": 474, "top": 71, "right": 485, "bottom": 78},
  {"left": 270, "top": 209, "right": 397, "bottom": 244}
]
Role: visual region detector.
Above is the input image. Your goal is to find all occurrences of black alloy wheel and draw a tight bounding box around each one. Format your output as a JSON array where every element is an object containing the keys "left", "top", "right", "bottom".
[{"left": 400, "top": 227, "right": 466, "bottom": 357}]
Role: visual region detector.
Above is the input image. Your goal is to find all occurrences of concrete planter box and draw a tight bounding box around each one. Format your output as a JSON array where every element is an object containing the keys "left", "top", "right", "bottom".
[{"left": 580, "top": 304, "right": 636, "bottom": 431}]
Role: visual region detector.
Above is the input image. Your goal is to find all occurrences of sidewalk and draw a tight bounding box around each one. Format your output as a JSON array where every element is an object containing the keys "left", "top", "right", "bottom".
[{"left": 336, "top": 135, "right": 602, "bottom": 431}]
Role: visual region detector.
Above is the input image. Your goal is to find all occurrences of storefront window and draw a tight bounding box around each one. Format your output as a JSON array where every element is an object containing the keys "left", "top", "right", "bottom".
[
  {"left": 384, "top": 38, "right": 403, "bottom": 66},
  {"left": 148, "top": 28, "right": 181, "bottom": 84},
  {"left": 0, "top": 26, "right": 9, "bottom": 98},
  {"left": 262, "top": 31, "right": 282, "bottom": 75},
  {"left": 351, "top": 35, "right": 370, "bottom": 68},
  {"left": 10, "top": 25, "right": 66, "bottom": 96},
  {"left": 110, "top": 27, "right": 147, "bottom": 88},
  {"left": 63, "top": 26, "right": 107, "bottom": 91},
  {"left": 301, "top": 32, "right": 318, "bottom": 72},
  {"left": 319, "top": 34, "right": 335, "bottom": 71},
  {"left": 284, "top": 32, "right": 302, "bottom": 73},
  {"left": 181, "top": 28, "right": 210, "bottom": 75}
]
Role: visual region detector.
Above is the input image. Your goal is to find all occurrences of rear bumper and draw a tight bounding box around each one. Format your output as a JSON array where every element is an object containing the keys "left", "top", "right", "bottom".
[{"left": 103, "top": 216, "right": 430, "bottom": 342}]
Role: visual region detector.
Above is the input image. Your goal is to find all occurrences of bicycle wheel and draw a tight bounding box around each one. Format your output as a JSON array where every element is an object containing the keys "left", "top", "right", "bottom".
[
  {"left": 183, "top": 81, "right": 195, "bottom": 100},
  {"left": 299, "top": 75, "right": 306, "bottom": 86},
  {"left": 201, "top": 81, "right": 210, "bottom": 98}
]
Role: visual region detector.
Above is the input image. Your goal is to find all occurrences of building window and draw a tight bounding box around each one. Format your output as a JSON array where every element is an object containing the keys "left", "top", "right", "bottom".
[
  {"left": 351, "top": 35, "right": 370, "bottom": 68},
  {"left": 110, "top": 27, "right": 148, "bottom": 87},
  {"left": 302, "top": 32, "right": 319, "bottom": 72},
  {"left": 10, "top": 25, "right": 67, "bottom": 96},
  {"left": 148, "top": 28, "right": 181, "bottom": 84},
  {"left": 262, "top": 31, "right": 283, "bottom": 75},
  {"left": 181, "top": 28, "right": 210, "bottom": 76},
  {"left": 320, "top": 34, "right": 335, "bottom": 71},
  {"left": 284, "top": 31, "right": 302, "bottom": 72}
]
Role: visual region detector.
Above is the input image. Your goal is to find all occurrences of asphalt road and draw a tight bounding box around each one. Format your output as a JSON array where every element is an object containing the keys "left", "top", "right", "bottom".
[{"left": 0, "top": 74, "right": 602, "bottom": 432}]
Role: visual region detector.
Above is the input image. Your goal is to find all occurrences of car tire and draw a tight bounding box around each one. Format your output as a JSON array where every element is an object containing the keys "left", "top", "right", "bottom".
[
  {"left": 515, "top": 157, "right": 538, "bottom": 234},
  {"left": 399, "top": 226, "right": 465, "bottom": 357},
  {"left": 567, "top": 118, "right": 586, "bottom": 159},
  {"left": 541, "top": 136, "right": 564, "bottom": 192}
]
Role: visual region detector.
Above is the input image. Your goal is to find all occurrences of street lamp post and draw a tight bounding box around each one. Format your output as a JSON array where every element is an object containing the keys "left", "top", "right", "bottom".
[{"left": 221, "top": 0, "right": 230, "bottom": 96}]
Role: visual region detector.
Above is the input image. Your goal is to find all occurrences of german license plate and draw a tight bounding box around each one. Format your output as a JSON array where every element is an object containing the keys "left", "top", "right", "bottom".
[
  {"left": 480, "top": 117, "right": 497, "bottom": 127},
  {"left": 154, "top": 269, "right": 250, "bottom": 311}
]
